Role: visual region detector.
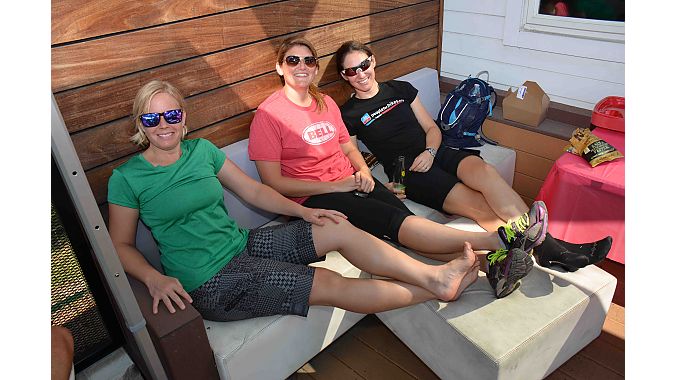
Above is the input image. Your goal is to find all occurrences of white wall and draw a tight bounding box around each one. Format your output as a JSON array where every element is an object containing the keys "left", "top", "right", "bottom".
[{"left": 440, "top": 0, "right": 625, "bottom": 110}]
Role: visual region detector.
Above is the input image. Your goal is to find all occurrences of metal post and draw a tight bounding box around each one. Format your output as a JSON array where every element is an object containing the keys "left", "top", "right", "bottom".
[{"left": 51, "top": 94, "right": 167, "bottom": 380}]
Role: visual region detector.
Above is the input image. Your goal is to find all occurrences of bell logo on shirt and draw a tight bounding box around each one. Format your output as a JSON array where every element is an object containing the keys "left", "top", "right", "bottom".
[{"left": 302, "top": 121, "right": 336, "bottom": 145}]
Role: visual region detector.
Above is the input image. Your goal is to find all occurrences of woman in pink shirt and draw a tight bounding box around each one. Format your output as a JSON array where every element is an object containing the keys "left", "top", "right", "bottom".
[{"left": 249, "top": 37, "right": 547, "bottom": 298}]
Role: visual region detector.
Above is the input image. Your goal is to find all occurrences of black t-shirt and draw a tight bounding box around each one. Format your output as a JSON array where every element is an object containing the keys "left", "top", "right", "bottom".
[{"left": 340, "top": 80, "right": 427, "bottom": 174}]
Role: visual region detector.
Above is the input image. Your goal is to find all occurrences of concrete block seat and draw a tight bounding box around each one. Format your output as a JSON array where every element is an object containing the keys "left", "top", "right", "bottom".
[{"left": 366, "top": 68, "right": 618, "bottom": 380}]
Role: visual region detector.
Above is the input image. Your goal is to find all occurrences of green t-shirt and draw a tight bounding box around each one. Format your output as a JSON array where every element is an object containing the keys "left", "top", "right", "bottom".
[{"left": 108, "top": 138, "right": 250, "bottom": 292}]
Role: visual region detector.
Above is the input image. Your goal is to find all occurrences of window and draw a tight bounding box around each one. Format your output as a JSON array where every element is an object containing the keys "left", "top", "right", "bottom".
[
  {"left": 504, "top": 0, "right": 624, "bottom": 61},
  {"left": 526, "top": 0, "right": 624, "bottom": 41},
  {"left": 538, "top": 0, "right": 624, "bottom": 21}
]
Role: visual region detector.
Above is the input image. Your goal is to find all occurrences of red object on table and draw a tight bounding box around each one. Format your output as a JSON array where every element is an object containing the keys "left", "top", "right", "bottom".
[
  {"left": 591, "top": 96, "right": 625, "bottom": 133},
  {"left": 536, "top": 127, "right": 625, "bottom": 264}
]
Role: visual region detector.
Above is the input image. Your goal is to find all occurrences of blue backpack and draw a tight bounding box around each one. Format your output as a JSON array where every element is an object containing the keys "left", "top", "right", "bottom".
[{"left": 437, "top": 71, "right": 498, "bottom": 148}]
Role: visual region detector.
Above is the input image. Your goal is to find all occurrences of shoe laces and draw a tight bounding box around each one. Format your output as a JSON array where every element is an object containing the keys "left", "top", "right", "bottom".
[
  {"left": 510, "top": 212, "right": 530, "bottom": 234},
  {"left": 500, "top": 224, "right": 518, "bottom": 244},
  {"left": 487, "top": 249, "right": 508, "bottom": 265}
]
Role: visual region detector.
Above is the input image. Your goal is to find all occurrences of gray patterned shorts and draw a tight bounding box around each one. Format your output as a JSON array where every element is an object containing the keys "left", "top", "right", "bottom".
[{"left": 189, "top": 220, "right": 320, "bottom": 321}]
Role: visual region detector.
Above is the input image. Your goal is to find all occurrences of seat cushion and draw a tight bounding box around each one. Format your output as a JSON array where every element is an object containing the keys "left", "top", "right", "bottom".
[
  {"left": 204, "top": 219, "right": 366, "bottom": 380},
  {"left": 376, "top": 218, "right": 617, "bottom": 380},
  {"left": 205, "top": 251, "right": 365, "bottom": 380}
]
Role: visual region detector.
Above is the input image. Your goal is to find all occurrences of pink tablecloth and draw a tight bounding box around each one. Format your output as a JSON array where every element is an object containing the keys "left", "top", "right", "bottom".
[{"left": 536, "top": 127, "right": 625, "bottom": 264}]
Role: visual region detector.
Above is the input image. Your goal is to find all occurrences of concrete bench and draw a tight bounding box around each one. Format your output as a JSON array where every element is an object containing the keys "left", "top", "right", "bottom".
[
  {"left": 132, "top": 68, "right": 616, "bottom": 380},
  {"left": 369, "top": 68, "right": 617, "bottom": 380}
]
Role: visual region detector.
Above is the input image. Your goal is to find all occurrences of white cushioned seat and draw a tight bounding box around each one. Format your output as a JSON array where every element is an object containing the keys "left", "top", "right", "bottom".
[{"left": 205, "top": 250, "right": 366, "bottom": 380}]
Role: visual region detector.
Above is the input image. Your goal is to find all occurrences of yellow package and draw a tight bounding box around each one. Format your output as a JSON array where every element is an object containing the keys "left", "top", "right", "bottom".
[{"left": 564, "top": 128, "right": 623, "bottom": 167}]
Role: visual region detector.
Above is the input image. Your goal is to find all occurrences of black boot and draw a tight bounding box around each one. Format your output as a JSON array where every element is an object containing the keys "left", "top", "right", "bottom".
[{"left": 534, "top": 233, "right": 612, "bottom": 272}]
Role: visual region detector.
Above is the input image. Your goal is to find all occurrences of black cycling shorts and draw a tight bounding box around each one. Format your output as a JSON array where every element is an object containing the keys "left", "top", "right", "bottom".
[
  {"left": 302, "top": 179, "right": 414, "bottom": 243},
  {"left": 402, "top": 146, "right": 482, "bottom": 211}
]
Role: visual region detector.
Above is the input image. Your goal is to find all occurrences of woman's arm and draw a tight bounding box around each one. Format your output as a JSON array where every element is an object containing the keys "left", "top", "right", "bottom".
[
  {"left": 341, "top": 139, "right": 375, "bottom": 192},
  {"left": 255, "top": 160, "right": 359, "bottom": 197},
  {"left": 108, "top": 204, "right": 192, "bottom": 314},
  {"left": 409, "top": 95, "right": 441, "bottom": 172},
  {"left": 220, "top": 159, "right": 346, "bottom": 225}
]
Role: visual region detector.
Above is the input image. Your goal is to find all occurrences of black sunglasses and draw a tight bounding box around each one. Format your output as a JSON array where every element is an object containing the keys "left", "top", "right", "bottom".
[
  {"left": 139, "top": 109, "right": 183, "bottom": 128},
  {"left": 341, "top": 56, "right": 373, "bottom": 77},
  {"left": 284, "top": 55, "right": 318, "bottom": 68}
]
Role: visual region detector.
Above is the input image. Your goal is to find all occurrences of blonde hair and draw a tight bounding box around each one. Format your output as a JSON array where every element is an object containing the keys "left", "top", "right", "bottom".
[
  {"left": 276, "top": 37, "right": 326, "bottom": 112},
  {"left": 130, "top": 80, "right": 187, "bottom": 147}
]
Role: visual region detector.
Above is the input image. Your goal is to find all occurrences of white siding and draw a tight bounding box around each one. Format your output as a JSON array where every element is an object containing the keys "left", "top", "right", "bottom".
[{"left": 440, "top": 1, "right": 625, "bottom": 110}]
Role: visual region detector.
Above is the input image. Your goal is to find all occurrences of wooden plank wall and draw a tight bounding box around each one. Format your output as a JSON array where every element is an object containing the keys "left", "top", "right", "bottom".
[{"left": 52, "top": 0, "right": 441, "bottom": 205}]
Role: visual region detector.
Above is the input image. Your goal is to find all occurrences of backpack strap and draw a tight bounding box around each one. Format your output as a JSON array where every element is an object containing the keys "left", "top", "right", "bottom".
[
  {"left": 476, "top": 70, "right": 490, "bottom": 82},
  {"left": 478, "top": 87, "right": 499, "bottom": 146},
  {"left": 487, "top": 87, "right": 496, "bottom": 117}
]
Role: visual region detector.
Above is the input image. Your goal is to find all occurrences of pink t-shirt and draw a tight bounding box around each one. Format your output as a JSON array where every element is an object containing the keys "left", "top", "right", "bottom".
[{"left": 249, "top": 89, "right": 355, "bottom": 203}]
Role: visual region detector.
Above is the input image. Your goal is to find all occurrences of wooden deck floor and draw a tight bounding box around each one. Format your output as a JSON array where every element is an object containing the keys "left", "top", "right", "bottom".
[{"left": 290, "top": 299, "right": 624, "bottom": 379}]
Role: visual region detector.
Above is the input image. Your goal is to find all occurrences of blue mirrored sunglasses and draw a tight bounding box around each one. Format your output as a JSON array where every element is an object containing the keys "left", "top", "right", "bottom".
[{"left": 139, "top": 109, "right": 183, "bottom": 128}]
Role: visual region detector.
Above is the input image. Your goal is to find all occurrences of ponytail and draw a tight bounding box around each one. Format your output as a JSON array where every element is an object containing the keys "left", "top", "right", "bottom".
[{"left": 308, "top": 83, "right": 326, "bottom": 113}]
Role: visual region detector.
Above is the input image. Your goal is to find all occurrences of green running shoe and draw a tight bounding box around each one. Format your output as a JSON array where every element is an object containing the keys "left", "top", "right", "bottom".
[
  {"left": 499, "top": 201, "right": 548, "bottom": 252},
  {"left": 486, "top": 247, "right": 534, "bottom": 298}
]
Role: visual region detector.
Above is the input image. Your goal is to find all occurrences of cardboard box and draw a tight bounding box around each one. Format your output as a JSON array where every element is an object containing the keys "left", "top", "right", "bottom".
[{"left": 502, "top": 81, "right": 550, "bottom": 127}]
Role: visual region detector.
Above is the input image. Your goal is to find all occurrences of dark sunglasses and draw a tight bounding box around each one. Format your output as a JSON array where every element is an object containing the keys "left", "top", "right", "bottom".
[
  {"left": 341, "top": 56, "right": 373, "bottom": 77},
  {"left": 284, "top": 55, "right": 318, "bottom": 68},
  {"left": 139, "top": 109, "right": 183, "bottom": 128}
]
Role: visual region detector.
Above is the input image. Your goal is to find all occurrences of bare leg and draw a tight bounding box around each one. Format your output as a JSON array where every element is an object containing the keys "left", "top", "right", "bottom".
[
  {"left": 311, "top": 220, "right": 478, "bottom": 303},
  {"left": 398, "top": 215, "right": 502, "bottom": 254},
  {"left": 309, "top": 268, "right": 436, "bottom": 313},
  {"left": 457, "top": 156, "right": 528, "bottom": 221},
  {"left": 441, "top": 183, "right": 505, "bottom": 231},
  {"left": 309, "top": 239, "right": 480, "bottom": 312}
]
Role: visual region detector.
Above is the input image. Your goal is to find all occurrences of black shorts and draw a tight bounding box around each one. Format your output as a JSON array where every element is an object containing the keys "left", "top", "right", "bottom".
[
  {"left": 302, "top": 179, "right": 414, "bottom": 243},
  {"left": 189, "top": 220, "right": 320, "bottom": 321},
  {"left": 402, "top": 146, "right": 482, "bottom": 211}
]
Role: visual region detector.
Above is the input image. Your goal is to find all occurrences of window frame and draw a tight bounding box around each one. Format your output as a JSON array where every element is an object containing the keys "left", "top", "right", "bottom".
[{"left": 504, "top": 0, "right": 625, "bottom": 63}]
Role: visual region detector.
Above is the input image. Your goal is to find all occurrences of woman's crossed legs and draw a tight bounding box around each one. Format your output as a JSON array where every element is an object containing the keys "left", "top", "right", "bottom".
[{"left": 190, "top": 219, "right": 479, "bottom": 321}]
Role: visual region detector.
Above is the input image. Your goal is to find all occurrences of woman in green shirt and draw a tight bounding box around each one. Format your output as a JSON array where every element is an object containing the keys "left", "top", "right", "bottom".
[{"left": 107, "top": 80, "right": 480, "bottom": 321}]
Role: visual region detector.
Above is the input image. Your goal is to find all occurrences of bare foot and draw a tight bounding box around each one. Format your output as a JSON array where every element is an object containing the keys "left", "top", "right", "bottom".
[
  {"left": 450, "top": 260, "right": 480, "bottom": 301},
  {"left": 434, "top": 242, "right": 478, "bottom": 301}
]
